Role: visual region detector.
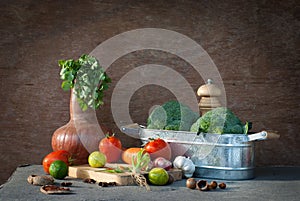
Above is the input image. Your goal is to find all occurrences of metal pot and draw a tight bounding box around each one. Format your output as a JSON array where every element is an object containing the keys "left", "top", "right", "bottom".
[{"left": 121, "top": 124, "right": 279, "bottom": 180}]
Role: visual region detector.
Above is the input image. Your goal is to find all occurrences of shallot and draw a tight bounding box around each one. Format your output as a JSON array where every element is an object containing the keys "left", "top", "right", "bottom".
[{"left": 153, "top": 157, "right": 172, "bottom": 170}]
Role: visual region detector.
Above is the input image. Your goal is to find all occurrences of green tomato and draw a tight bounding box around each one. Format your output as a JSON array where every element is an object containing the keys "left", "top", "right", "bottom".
[
  {"left": 148, "top": 167, "right": 169, "bottom": 185},
  {"left": 49, "top": 160, "right": 68, "bottom": 179}
]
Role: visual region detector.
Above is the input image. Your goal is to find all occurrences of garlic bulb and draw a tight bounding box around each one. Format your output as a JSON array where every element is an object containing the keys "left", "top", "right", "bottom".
[
  {"left": 173, "top": 156, "right": 186, "bottom": 168},
  {"left": 173, "top": 156, "right": 195, "bottom": 178}
]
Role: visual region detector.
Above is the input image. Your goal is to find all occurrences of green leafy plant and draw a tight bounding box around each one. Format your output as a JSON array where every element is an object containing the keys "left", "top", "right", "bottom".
[
  {"left": 59, "top": 54, "right": 111, "bottom": 111},
  {"left": 131, "top": 149, "right": 151, "bottom": 191},
  {"left": 131, "top": 149, "right": 151, "bottom": 174}
]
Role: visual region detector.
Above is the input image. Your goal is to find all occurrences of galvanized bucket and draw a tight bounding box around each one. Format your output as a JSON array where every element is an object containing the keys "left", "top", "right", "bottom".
[{"left": 121, "top": 124, "right": 278, "bottom": 180}]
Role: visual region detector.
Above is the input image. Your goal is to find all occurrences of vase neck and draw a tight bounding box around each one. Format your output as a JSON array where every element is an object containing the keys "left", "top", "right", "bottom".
[{"left": 70, "top": 90, "right": 99, "bottom": 122}]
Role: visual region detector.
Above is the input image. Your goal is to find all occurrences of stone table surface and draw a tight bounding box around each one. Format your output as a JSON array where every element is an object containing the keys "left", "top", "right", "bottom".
[{"left": 0, "top": 165, "right": 299, "bottom": 201}]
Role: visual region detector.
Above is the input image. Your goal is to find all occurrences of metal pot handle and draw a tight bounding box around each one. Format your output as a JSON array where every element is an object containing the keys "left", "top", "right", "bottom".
[
  {"left": 247, "top": 131, "right": 280, "bottom": 142},
  {"left": 121, "top": 123, "right": 142, "bottom": 138}
]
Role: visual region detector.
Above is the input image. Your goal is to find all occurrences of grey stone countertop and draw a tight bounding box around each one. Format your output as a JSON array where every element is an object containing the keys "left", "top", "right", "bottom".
[{"left": 1, "top": 165, "right": 299, "bottom": 201}]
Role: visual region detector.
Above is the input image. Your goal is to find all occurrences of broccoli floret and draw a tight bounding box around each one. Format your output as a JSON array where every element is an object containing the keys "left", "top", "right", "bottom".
[
  {"left": 190, "top": 107, "right": 249, "bottom": 134},
  {"left": 164, "top": 120, "right": 181, "bottom": 130},
  {"left": 190, "top": 113, "right": 210, "bottom": 132},
  {"left": 147, "top": 100, "right": 199, "bottom": 131},
  {"left": 146, "top": 105, "right": 167, "bottom": 129},
  {"left": 227, "top": 124, "right": 244, "bottom": 134},
  {"left": 190, "top": 119, "right": 200, "bottom": 132},
  {"left": 209, "top": 126, "right": 224, "bottom": 134}
]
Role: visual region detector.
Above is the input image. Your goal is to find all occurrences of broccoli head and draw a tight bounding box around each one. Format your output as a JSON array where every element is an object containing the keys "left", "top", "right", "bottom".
[
  {"left": 147, "top": 100, "right": 199, "bottom": 131},
  {"left": 190, "top": 107, "right": 249, "bottom": 134}
]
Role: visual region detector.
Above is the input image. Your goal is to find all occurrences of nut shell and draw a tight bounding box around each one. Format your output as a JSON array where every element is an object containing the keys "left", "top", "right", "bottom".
[
  {"left": 208, "top": 181, "right": 218, "bottom": 190},
  {"left": 186, "top": 178, "right": 196, "bottom": 189},
  {"left": 27, "top": 175, "right": 54, "bottom": 186},
  {"left": 196, "top": 180, "right": 209, "bottom": 191},
  {"left": 219, "top": 182, "right": 227, "bottom": 189},
  {"left": 40, "top": 185, "right": 71, "bottom": 194}
]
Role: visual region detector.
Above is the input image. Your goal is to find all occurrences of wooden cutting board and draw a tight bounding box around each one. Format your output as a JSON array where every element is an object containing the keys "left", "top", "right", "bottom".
[{"left": 68, "top": 163, "right": 182, "bottom": 186}]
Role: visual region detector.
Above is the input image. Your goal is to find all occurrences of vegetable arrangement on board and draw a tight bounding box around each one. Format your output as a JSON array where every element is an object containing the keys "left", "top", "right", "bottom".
[
  {"left": 40, "top": 136, "right": 190, "bottom": 191},
  {"left": 35, "top": 55, "right": 256, "bottom": 194}
]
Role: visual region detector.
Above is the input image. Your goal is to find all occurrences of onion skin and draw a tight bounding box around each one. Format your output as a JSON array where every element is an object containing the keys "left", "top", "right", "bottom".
[{"left": 52, "top": 121, "right": 90, "bottom": 165}]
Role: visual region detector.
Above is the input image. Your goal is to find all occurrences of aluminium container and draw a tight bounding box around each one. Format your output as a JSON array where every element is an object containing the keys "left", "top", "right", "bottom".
[{"left": 121, "top": 124, "right": 275, "bottom": 180}]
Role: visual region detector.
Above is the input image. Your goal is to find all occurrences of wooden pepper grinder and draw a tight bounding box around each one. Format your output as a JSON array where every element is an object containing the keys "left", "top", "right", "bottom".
[{"left": 197, "top": 79, "right": 221, "bottom": 116}]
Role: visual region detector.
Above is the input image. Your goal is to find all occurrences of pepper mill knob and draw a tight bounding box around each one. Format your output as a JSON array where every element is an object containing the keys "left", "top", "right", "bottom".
[
  {"left": 197, "top": 79, "right": 221, "bottom": 115},
  {"left": 197, "top": 79, "right": 221, "bottom": 97}
]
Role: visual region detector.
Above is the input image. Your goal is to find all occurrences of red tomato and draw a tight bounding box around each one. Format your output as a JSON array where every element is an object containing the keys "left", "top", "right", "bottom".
[
  {"left": 144, "top": 138, "right": 172, "bottom": 161},
  {"left": 99, "top": 134, "right": 122, "bottom": 163},
  {"left": 42, "top": 150, "right": 71, "bottom": 174}
]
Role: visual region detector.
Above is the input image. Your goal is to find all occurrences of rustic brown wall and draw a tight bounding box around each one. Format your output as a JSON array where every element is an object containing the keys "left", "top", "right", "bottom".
[{"left": 1, "top": 0, "right": 299, "bottom": 184}]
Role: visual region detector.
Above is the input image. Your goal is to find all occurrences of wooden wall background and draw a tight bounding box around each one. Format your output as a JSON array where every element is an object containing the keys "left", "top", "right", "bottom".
[{"left": 1, "top": 0, "right": 299, "bottom": 184}]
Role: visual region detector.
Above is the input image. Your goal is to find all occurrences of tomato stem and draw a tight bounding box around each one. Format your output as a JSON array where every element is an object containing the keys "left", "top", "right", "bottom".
[{"left": 105, "top": 132, "right": 115, "bottom": 138}]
